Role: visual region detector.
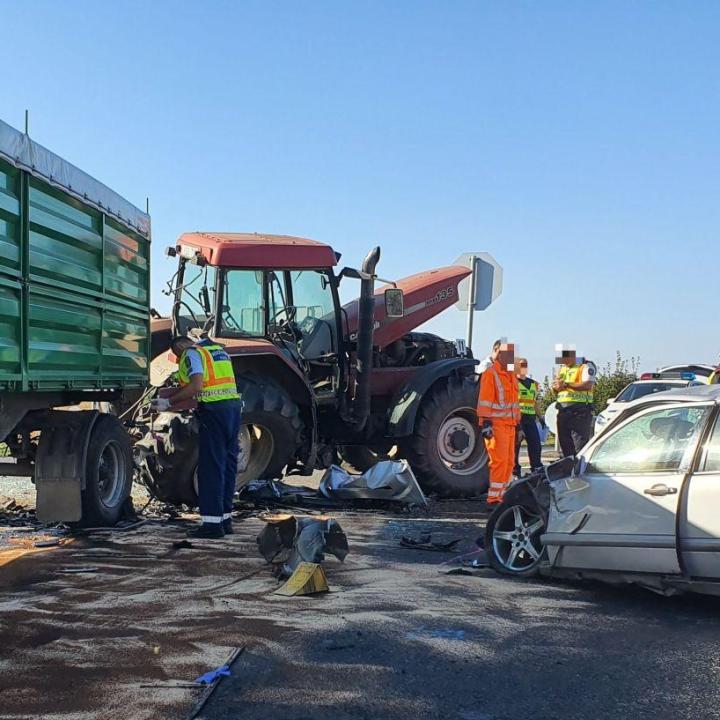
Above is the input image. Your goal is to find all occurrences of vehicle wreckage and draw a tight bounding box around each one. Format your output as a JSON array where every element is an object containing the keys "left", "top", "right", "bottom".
[{"left": 135, "top": 232, "right": 491, "bottom": 503}]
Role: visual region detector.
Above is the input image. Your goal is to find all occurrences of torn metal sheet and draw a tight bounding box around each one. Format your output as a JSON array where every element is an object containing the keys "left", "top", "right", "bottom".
[
  {"left": 256, "top": 514, "right": 349, "bottom": 578},
  {"left": 319, "top": 460, "right": 428, "bottom": 507}
]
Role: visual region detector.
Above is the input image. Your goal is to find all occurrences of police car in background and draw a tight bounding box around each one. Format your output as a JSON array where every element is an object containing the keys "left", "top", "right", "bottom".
[{"left": 594, "top": 371, "right": 704, "bottom": 434}]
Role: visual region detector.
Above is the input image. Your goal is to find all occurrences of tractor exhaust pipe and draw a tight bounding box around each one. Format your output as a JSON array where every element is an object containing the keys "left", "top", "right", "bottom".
[{"left": 353, "top": 246, "right": 381, "bottom": 429}]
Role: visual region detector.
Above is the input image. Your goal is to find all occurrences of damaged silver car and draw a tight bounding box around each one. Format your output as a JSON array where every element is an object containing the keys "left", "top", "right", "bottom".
[{"left": 486, "top": 385, "right": 720, "bottom": 596}]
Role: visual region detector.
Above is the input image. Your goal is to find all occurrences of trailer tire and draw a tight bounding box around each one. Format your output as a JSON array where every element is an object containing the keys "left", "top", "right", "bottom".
[
  {"left": 403, "top": 376, "right": 489, "bottom": 498},
  {"left": 81, "top": 414, "right": 134, "bottom": 526}
]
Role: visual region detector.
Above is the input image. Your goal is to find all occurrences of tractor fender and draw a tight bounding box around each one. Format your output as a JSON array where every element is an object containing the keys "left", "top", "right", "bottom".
[{"left": 387, "top": 358, "right": 478, "bottom": 438}]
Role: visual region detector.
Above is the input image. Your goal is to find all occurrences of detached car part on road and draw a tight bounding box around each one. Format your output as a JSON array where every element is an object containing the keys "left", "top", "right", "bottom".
[{"left": 487, "top": 385, "right": 720, "bottom": 596}]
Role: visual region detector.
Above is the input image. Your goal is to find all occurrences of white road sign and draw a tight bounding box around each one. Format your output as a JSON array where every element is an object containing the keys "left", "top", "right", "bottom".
[{"left": 453, "top": 252, "right": 503, "bottom": 311}]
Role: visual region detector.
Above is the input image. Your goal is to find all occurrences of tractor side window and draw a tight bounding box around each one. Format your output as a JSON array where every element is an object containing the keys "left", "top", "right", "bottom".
[
  {"left": 220, "top": 270, "right": 264, "bottom": 336},
  {"left": 290, "top": 271, "right": 337, "bottom": 358},
  {"left": 290, "top": 271, "right": 335, "bottom": 321}
]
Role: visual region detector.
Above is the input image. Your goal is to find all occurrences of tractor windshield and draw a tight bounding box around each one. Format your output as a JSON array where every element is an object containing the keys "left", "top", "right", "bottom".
[
  {"left": 174, "top": 261, "right": 217, "bottom": 336},
  {"left": 218, "top": 270, "right": 265, "bottom": 337}
]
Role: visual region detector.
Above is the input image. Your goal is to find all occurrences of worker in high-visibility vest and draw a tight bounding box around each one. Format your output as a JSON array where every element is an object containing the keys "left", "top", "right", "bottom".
[
  {"left": 476, "top": 342, "right": 520, "bottom": 505},
  {"left": 513, "top": 358, "right": 544, "bottom": 477},
  {"left": 152, "top": 336, "right": 241, "bottom": 539},
  {"left": 552, "top": 347, "right": 597, "bottom": 458}
]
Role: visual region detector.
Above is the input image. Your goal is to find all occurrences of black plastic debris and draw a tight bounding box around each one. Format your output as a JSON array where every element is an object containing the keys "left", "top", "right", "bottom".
[{"left": 399, "top": 533, "right": 462, "bottom": 552}]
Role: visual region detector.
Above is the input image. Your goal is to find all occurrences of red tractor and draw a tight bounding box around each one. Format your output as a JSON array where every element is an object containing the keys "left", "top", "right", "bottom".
[{"left": 139, "top": 232, "right": 488, "bottom": 500}]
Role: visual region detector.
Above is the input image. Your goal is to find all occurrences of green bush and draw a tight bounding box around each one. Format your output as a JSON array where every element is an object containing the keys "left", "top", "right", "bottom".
[{"left": 537, "top": 351, "right": 639, "bottom": 416}]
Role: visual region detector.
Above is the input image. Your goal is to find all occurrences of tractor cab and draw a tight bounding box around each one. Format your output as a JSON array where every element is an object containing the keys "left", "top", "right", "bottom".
[{"left": 166, "top": 233, "right": 399, "bottom": 412}]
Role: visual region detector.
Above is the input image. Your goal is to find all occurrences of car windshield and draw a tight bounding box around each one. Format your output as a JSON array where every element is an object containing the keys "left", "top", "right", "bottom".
[{"left": 616, "top": 382, "right": 680, "bottom": 402}]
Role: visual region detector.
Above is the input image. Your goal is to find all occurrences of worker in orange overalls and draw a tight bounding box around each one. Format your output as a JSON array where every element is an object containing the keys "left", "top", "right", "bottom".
[{"left": 476, "top": 341, "right": 520, "bottom": 505}]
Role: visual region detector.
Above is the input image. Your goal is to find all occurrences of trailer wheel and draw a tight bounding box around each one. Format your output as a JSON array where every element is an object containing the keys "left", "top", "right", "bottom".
[
  {"left": 403, "top": 376, "right": 489, "bottom": 498},
  {"left": 81, "top": 415, "right": 133, "bottom": 525}
]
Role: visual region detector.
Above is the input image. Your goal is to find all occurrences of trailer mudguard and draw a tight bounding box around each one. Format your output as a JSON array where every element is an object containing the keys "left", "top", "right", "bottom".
[
  {"left": 36, "top": 410, "right": 99, "bottom": 523},
  {"left": 387, "top": 358, "right": 477, "bottom": 437}
]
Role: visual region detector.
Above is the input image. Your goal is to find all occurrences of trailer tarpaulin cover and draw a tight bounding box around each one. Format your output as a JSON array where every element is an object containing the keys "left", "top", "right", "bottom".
[
  {"left": 320, "top": 460, "right": 428, "bottom": 507},
  {"left": 0, "top": 118, "right": 150, "bottom": 237}
]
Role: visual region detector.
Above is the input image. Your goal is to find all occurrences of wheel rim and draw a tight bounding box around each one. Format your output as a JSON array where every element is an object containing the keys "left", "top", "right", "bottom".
[
  {"left": 97, "top": 441, "right": 126, "bottom": 508},
  {"left": 236, "top": 423, "right": 275, "bottom": 486},
  {"left": 192, "top": 424, "right": 271, "bottom": 497},
  {"left": 436, "top": 409, "right": 487, "bottom": 476},
  {"left": 492, "top": 504, "right": 545, "bottom": 572}
]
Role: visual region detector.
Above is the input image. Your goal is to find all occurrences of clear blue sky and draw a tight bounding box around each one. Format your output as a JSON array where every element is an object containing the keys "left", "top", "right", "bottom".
[{"left": 4, "top": 1, "right": 719, "bottom": 378}]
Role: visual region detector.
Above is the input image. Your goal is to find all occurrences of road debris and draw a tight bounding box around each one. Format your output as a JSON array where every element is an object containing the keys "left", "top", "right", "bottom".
[
  {"left": 257, "top": 514, "right": 348, "bottom": 578},
  {"left": 319, "top": 460, "right": 428, "bottom": 507},
  {"left": 399, "top": 533, "right": 462, "bottom": 552},
  {"left": 188, "top": 646, "right": 244, "bottom": 720},
  {"left": 275, "top": 562, "right": 330, "bottom": 596}
]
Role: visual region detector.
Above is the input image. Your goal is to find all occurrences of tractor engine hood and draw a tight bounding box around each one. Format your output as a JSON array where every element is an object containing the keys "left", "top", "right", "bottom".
[{"left": 342, "top": 265, "right": 471, "bottom": 349}]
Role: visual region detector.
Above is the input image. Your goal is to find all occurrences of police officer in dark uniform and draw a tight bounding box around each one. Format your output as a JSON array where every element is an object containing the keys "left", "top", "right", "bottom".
[
  {"left": 513, "top": 357, "right": 544, "bottom": 477},
  {"left": 552, "top": 346, "right": 597, "bottom": 457},
  {"left": 151, "top": 335, "right": 241, "bottom": 538}
]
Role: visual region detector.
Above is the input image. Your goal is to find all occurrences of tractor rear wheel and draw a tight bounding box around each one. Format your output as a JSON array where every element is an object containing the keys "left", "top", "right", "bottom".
[
  {"left": 403, "top": 376, "right": 489, "bottom": 498},
  {"left": 235, "top": 374, "right": 304, "bottom": 488},
  {"left": 142, "top": 376, "right": 303, "bottom": 507}
]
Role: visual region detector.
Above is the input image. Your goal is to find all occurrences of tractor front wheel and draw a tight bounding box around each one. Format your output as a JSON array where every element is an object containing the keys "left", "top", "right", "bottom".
[{"left": 403, "top": 376, "right": 489, "bottom": 498}]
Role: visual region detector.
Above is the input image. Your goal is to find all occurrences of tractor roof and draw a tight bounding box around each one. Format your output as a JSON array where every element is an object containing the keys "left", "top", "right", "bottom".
[{"left": 177, "top": 232, "right": 338, "bottom": 269}]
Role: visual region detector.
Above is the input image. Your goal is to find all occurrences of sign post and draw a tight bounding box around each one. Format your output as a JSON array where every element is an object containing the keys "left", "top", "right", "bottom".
[
  {"left": 465, "top": 256, "right": 478, "bottom": 351},
  {"left": 454, "top": 252, "right": 503, "bottom": 352}
]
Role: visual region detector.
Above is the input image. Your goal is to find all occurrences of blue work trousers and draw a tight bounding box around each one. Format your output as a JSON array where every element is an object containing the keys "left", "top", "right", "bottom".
[{"left": 196, "top": 399, "right": 242, "bottom": 524}]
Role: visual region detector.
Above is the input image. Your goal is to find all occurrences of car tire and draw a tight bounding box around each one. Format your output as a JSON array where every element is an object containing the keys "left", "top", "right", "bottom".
[{"left": 485, "top": 501, "right": 546, "bottom": 577}]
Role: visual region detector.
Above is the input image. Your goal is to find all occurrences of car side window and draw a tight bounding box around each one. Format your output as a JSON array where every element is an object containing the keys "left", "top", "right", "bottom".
[
  {"left": 587, "top": 406, "right": 710, "bottom": 475},
  {"left": 701, "top": 415, "right": 720, "bottom": 472}
]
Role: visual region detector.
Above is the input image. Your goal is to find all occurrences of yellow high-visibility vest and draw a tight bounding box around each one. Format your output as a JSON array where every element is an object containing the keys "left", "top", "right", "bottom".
[
  {"left": 177, "top": 343, "right": 239, "bottom": 403},
  {"left": 557, "top": 364, "right": 594, "bottom": 405},
  {"left": 518, "top": 379, "right": 539, "bottom": 416}
]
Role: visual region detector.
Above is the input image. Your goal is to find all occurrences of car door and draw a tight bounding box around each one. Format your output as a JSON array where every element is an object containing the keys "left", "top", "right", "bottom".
[
  {"left": 679, "top": 408, "right": 720, "bottom": 579},
  {"left": 546, "top": 403, "right": 712, "bottom": 575}
]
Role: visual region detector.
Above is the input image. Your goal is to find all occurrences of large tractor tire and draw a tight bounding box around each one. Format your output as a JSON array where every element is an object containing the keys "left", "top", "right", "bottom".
[
  {"left": 80, "top": 414, "right": 134, "bottom": 525},
  {"left": 144, "top": 375, "right": 304, "bottom": 507},
  {"left": 235, "top": 374, "right": 304, "bottom": 488},
  {"left": 403, "top": 376, "right": 489, "bottom": 498}
]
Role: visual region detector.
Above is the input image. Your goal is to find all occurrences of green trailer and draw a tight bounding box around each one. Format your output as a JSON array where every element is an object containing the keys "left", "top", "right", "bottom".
[{"left": 0, "top": 118, "right": 151, "bottom": 525}]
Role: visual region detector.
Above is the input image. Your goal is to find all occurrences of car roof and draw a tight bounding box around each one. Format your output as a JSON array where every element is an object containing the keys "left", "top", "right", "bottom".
[
  {"left": 630, "top": 378, "right": 689, "bottom": 385},
  {"left": 623, "top": 383, "right": 720, "bottom": 409}
]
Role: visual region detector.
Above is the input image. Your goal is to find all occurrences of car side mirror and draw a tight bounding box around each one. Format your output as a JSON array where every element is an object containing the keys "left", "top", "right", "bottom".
[
  {"left": 384, "top": 288, "right": 404, "bottom": 318},
  {"left": 606, "top": 397, "right": 615, "bottom": 406}
]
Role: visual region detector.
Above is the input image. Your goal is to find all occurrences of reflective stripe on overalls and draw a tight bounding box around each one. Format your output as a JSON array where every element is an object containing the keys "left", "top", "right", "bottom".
[{"left": 476, "top": 366, "right": 521, "bottom": 422}]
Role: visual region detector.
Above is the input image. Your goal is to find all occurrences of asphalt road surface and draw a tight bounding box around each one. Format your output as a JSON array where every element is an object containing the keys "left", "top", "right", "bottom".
[{"left": 2, "top": 497, "right": 719, "bottom": 720}]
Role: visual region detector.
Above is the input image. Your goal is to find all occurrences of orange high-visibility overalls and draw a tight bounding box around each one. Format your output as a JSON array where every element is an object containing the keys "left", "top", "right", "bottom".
[{"left": 477, "top": 361, "right": 520, "bottom": 504}]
